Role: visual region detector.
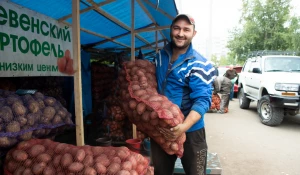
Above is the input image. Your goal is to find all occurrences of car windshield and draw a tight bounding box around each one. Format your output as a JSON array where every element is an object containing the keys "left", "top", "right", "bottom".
[{"left": 264, "top": 57, "right": 300, "bottom": 72}]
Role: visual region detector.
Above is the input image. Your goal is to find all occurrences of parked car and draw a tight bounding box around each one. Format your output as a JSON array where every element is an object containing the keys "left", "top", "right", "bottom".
[
  {"left": 217, "top": 66, "right": 242, "bottom": 97},
  {"left": 238, "top": 52, "right": 300, "bottom": 126}
]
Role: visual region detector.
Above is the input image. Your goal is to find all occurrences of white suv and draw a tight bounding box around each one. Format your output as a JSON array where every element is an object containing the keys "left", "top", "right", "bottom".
[{"left": 238, "top": 52, "right": 300, "bottom": 126}]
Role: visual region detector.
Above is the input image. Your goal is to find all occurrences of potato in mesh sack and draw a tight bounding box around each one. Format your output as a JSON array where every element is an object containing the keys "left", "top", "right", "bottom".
[
  {"left": 4, "top": 139, "right": 154, "bottom": 175},
  {"left": 118, "top": 60, "right": 186, "bottom": 157},
  {"left": 0, "top": 91, "right": 73, "bottom": 150}
]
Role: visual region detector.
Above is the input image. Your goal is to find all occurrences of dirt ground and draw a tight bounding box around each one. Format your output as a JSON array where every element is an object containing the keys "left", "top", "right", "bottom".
[{"left": 206, "top": 100, "right": 300, "bottom": 175}]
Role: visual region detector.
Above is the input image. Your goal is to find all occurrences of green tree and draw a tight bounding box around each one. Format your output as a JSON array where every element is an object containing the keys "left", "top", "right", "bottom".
[
  {"left": 227, "top": 0, "right": 297, "bottom": 62},
  {"left": 210, "top": 54, "right": 219, "bottom": 65}
]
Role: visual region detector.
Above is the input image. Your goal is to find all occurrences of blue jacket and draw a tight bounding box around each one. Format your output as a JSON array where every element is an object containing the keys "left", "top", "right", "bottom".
[{"left": 155, "top": 43, "right": 215, "bottom": 132}]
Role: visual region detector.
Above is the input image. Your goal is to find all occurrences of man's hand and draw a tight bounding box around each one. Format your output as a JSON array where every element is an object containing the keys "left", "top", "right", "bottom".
[{"left": 158, "top": 124, "right": 187, "bottom": 141}]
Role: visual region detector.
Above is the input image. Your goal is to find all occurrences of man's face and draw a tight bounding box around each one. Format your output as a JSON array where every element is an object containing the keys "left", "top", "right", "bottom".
[{"left": 170, "top": 18, "right": 196, "bottom": 50}]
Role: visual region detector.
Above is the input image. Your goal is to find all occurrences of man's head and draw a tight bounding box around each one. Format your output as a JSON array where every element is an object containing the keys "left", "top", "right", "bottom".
[
  {"left": 170, "top": 14, "right": 197, "bottom": 50},
  {"left": 229, "top": 64, "right": 234, "bottom": 70}
]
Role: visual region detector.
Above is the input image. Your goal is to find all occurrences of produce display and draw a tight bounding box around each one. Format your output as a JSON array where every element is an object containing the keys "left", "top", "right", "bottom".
[
  {"left": 0, "top": 90, "right": 74, "bottom": 153},
  {"left": 118, "top": 60, "right": 186, "bottom": 157},
  {"left": 4, "top": 139, "right": 154, "bottom": 175},
  {"left": 91, "top": 62, "right": 116, "bottom": 104}
]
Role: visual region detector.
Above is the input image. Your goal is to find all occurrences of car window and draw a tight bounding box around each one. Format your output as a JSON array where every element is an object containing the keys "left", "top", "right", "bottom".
[
  {"left": 264, "top": 57, "right": 300, "bottom": 72},
  {"left": 249, "top": 61, "right": 260, "bottom": 72},
  {"left": 243, "top": 60, "right": 252, "bottom": 72}
]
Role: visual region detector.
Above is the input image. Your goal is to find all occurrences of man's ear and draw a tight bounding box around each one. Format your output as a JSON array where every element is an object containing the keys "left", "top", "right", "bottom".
[{"left": 193, "top": 30, "right": 197, "bottom": 37}]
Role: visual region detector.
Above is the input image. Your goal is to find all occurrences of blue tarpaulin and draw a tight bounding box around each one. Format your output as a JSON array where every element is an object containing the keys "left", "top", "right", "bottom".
[{"left": 9, "top": 0, "right": 178, "bottom": 60}]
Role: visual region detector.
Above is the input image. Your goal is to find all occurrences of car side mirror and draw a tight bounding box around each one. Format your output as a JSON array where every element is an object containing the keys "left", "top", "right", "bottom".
[{"left": 252, "top": 68, "right": 261, "bottom": 73}]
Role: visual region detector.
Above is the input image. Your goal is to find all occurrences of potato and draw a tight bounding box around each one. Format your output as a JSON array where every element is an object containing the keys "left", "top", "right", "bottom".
[
  {"left": 25, "top": 113, "right": 36, "bottom": 126},
  {"left": 61, "top": 153, "right": 73, "bottom": 167},
  {"left": 44, "top": 97, "right": 56, "bottom": 106},
  {"left": 43, "top": 106, "right": 56, "bottom": 120},
  {"left": 28, "top": 100, "right": 40, "bottom": 113},
  {"left": 53, "top": 155, "right": 62, "bottom": 167},
  {"left": 28, "top": 144, "right": 46, "bottom": 157},
  {"left": 141, "top": 111, "right": 151, "bottom": 122},
  {"left": 83, "top": 167, "right": 97, "bottom": 175},
  {"left": 36, "top": 153, "right": 52, "bottom": 163},
  {"left": 12, "top": 102, "right": 27, "bottom": 116},
  {"left": 130, "top": 170, "right": 139, "bottom": 175},
  {"left": 125, "top": 61, "right": 135, "bottom": 68},
  {"left": 52, "top": 114, "right": 62, "bottom": 124},
  {"left": 0, "top": 106, "right": 13, "bottom": 122},
  {"left": 158, "top": 120, "right": 168, "bottom": 128},
  {"left": 12, "top": 150, "right": 28, "bottom": 162},
  {"left": 22, "top": 94, "right": 34, "bottom": 103},
  {"left": 148, "top": 95, "right": 163, "bottom": 102},
  {"left": 6, "top": 121, "right": 21, "bottom": 133},
  {"left": 32, "top": 162, "right": 46, "bottom": 175},
  {"left": 170, "top": 142, "right": 179, "bottom": 151},
  {"left": 133, "top": 89, "right": 147, "bottom": 97},
  {"left": 75, "top": 149, "right": 86, "bottom": 162},
  {"left": 126, "top": 155, "right": 137, "bottom": 169},
  {"left": 131, "top": 85, "right": 140, "bottom": 91},
  {"left": 111, "top": 156, "right": 122, "bottom": 164},
  {"left": 117, "top": 170, "right": 131, "bottom": 175},
  {"left": 57, "top": 108, "right": 67, "bottom": 118},
  {"left": 6, "top": 160, "right": 18, "bottom": 173},
  {"left": 36, "top": 99, "right": 46, "bottom": 109},
  {"left": 43, "top": 166, "right": 56, "bottom": 175},
  {"left": 24, "top": 159, "right": 32, "bottom": 168},
  {"left": 34, "top": 92, "right": 44, "bottom": 99},
  {"left": 107, "top": 163, "right": 121, "bottom": 174},
  {"left": 116, "top": 149, "right": 128, "bottom": 160},
  {"left": 155, "top": 136, "right": 166, "bottom": 145},
  {"left": 169, "top": 105, "right": 180, "bottom": 117},
  {"left": 131, "top": 75, "right": 139, "bottom": 81},
  {"left": 83, "top": 155, "right": 94, "bottom": 167},
  {"left": 68, "top": 162, "right": 84, "bottom": 173},
  {"left": 95, "top": 156, "right": 110, "bottom": 167},
  {"left": 122, "top": 161, "right": 133, "bottom": 171},
  {"left": 17, "top": 141, "right": 31, "bottom": 150},
  {"left": 136, "top": 102, "right": 146, "bottom": 115},
  {"left": 22, "top": 168, "right": 33, "bottom": 175},
  {"left": 95, "top": 162, "right": 107, "bottom": 174},
  {"left": 64, "top": 116, "right": 73, "bottom": 125},
  {"left": 14, "top": 166, "right": 25, "bottom": 175},
  {"left": 19, "top": 129, "right": 33, "bottom": 141},
  {"left": 136, "top": 164, "right": 145, "bottom": 174},
  {"left": 6, "top": 95, "right": 20, "bottom": 105},
  {"left": 17, "top": 116, "right": 27, "bottom": 127}
]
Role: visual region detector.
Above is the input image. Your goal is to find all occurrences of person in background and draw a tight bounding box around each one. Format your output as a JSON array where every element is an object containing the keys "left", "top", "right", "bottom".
[
  {"left": 224, "top": 65, "right": 237, "bottom": 101},
  {"left": 153, "top": 14, "right": 215, "bottom": 175},
  {"left": 212, "top": 76, "right": 232, "bottom": 114}
]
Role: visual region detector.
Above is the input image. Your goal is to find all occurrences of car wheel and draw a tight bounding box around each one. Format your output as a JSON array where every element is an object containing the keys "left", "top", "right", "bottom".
[
  {"left": 238, "top": 88, "right": 251, "bottom": 109},
  {"left": 258, "top": 95, "right": 284, "bottom": 126}
]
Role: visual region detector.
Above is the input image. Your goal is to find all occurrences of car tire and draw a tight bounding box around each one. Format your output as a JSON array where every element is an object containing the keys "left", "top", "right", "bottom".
[
  {"left": 258, "top": 95, "right": 284, "bottom": 126},
  {"left": 238, "top": 88, "right": 251, "bottom": 109}
]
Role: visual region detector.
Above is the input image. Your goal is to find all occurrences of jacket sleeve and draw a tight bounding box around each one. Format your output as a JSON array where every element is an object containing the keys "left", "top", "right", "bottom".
[{"left": 188, "top": 62, "right": 215, "bottom": 117}]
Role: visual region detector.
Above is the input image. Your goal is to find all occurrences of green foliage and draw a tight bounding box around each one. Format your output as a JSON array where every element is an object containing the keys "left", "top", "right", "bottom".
[{"left": 227, "top": 0, "right": 299, "bottom": 62}]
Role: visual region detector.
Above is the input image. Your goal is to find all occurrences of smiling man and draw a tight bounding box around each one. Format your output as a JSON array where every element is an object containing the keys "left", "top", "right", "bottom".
[{"left": 152, "top": 14, "right": 215, "bottom": 175}]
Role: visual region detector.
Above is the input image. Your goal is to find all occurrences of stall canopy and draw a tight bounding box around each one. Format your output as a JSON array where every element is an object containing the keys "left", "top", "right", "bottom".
[{"left": 9, "top": 0, "right": 178, "bottom": 60}]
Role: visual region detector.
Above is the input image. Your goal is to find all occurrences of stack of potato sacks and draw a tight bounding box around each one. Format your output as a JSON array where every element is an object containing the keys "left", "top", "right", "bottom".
[
  {"left": 4, "top": 139, "right": 154, "bottom": 175},
  {"left": 118, "top": 60, "right": 186, "bottom": 157}
]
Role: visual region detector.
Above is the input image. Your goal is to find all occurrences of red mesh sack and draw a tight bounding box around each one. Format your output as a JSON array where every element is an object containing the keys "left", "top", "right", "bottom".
[
  {"left": 118, "top": 60, "right": 186, "bottom": 157},
  {"left": 4, "top": 139, "right": 154, "bottom": 175},
  {"left": 210, "top": 94, "right": 221, "bottom": 111}
]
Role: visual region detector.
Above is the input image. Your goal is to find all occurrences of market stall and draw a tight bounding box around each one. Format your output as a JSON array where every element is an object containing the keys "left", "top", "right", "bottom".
[{"left": 0, "top": 0, "right": 179, "bottom": 174}]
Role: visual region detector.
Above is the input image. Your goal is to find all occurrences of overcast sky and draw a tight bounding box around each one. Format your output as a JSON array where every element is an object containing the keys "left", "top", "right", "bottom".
[{"left": 174, "top": 0, "right": 300, "bottom": 54}]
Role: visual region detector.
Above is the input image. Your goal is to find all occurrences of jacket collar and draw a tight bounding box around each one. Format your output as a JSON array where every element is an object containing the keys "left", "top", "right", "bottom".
[{"left": 163, "top": 42, "right": 194, "bottom": 62}]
